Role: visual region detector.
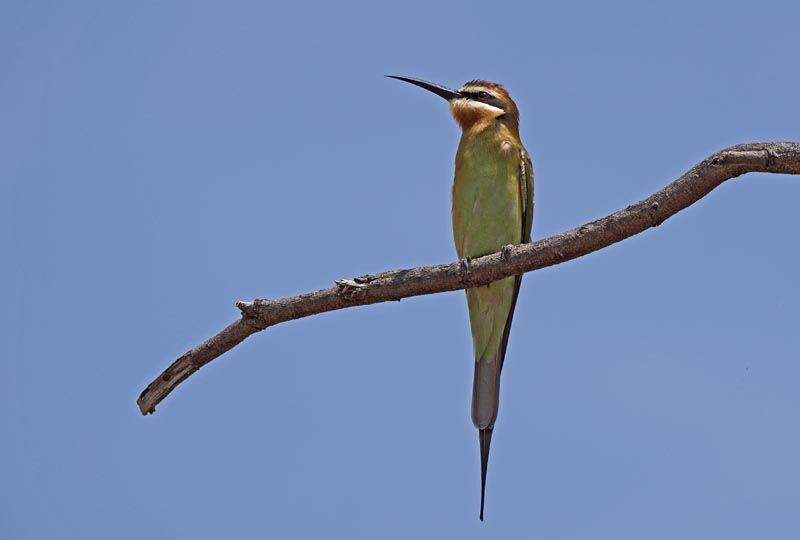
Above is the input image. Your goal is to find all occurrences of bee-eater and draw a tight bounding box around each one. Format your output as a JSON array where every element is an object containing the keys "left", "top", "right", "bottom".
[{"left": 388, "top": 75, "right": 533, "bottom": 520}]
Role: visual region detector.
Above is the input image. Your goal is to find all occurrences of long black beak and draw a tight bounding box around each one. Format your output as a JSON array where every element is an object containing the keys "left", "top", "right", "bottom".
[{"left": 386, "top": 75, "right": 463, "bottom": 101}]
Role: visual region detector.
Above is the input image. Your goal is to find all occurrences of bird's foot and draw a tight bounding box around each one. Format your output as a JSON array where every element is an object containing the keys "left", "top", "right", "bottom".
[
  {"left": 460, "top": 257, "right": 472, "bottom": 272},
  {"left": 501, "top": 244, "right": 514, "bottom": 260}
]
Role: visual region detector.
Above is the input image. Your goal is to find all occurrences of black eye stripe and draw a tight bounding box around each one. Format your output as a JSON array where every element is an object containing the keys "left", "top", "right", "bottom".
[
  {"left": 461, "top": 90, "right": 508, "bottom": 112},
  {"left": 463, "top": 90, "right": 493, "bottom": 99}
]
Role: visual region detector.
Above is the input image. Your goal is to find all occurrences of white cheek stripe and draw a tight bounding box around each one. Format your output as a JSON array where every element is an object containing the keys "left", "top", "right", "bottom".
[{"left": 455, "top": 98, "right": 505, "bottom": 115}]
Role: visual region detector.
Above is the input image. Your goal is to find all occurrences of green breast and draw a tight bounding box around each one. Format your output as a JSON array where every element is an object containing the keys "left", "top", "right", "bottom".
[{"left": 452, "top": 129, "right": 523, "bottom": 260}]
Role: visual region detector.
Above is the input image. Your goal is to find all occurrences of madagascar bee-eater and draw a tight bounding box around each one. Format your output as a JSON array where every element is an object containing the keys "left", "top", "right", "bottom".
[{"left": 388, "top": 75, "right": 533, "bottom": 520}]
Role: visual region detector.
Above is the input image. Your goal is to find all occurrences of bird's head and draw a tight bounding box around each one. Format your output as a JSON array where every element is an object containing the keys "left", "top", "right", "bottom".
[{"left": 387, "top": 75, "right": 519, "bottom": 132}]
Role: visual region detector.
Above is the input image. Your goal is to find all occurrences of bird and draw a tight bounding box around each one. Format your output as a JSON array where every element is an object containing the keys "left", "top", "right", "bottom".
[{"left": 387, "top": 75, "right": 533, "bottom": 521}]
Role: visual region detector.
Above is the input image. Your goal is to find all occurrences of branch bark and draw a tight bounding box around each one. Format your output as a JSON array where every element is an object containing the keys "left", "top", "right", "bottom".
[{"left": 138, "top": 142, "right": 800, "bottom": 415}]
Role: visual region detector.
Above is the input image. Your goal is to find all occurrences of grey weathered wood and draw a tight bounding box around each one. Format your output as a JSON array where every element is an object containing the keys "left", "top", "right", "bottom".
[{"left": 138, "top": 142, "right": 800, "bottom": 415}]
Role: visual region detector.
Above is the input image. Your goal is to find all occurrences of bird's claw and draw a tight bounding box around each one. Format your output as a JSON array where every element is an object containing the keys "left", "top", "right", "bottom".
[
  {"left": 501, "top": 244, "right": 514, "bottom": 260},
  {"left": 460, "top": 257, "right": 472, "bottom": 272}
]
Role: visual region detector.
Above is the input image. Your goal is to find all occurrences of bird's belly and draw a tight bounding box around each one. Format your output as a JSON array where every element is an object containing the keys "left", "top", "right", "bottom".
[{"left": 452, "top": 163, "right": 522, "bottom": 260}]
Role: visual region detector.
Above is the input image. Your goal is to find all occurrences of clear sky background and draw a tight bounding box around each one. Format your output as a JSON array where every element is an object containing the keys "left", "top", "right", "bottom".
[{"left": 3, "top": 1, "right": 800, "bottom": 538}]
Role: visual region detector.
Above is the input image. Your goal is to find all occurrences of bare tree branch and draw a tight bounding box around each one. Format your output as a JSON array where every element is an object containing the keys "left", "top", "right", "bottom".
[{"left": 137, "top": 142, "right": 800, "bottom": 415}]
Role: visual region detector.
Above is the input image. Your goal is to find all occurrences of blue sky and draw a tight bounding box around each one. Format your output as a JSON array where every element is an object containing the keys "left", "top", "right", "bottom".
[{"left": 3, "top": 1, "right": 800, "bottom": 538}]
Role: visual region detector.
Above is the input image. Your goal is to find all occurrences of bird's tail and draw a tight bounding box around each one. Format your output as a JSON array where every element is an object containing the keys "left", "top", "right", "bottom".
[
  {"left": 470, "top": 274, "right": 523, "bottom": 521},
  {"left": 472, "top": 356, "right": 502, "bottom": 429},
  {"left": 473, "top": 357, "right": 502, "bottom": 522},
  {"left": 478, "top": 427, "right": 494, "bottom": 521}
]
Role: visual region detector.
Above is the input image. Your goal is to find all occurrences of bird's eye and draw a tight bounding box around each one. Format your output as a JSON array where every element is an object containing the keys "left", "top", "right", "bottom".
[{"left": 478, "top": 91, "right": 490, "bottom": 99}]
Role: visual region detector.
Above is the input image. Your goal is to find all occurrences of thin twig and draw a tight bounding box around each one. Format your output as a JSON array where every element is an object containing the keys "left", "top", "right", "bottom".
[{"left": 138, "top": 142, "right": 800, "bottom": 415}]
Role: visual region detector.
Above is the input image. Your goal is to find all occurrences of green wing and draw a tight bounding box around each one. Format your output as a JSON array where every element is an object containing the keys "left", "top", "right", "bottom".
[
  {"left": 497, "top": 148, "right": 534, "bottom": 373},
  {"left": 520, "top": 150, "right": 534, "bottom": 243}
]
